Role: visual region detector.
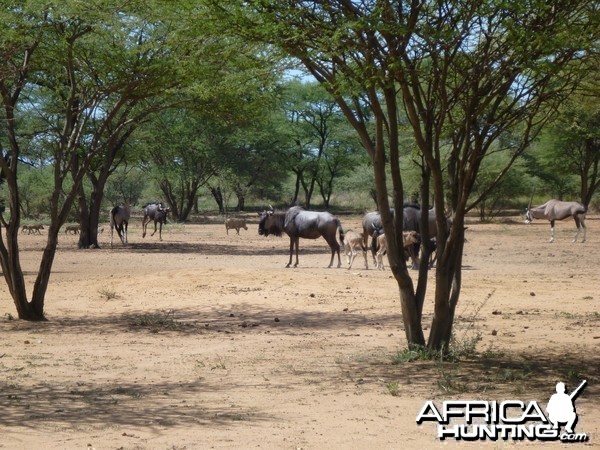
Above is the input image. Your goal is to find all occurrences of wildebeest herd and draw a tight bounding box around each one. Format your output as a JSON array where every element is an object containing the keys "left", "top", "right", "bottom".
[
  {"left": 256, "top": 198, "right": 588, "bottom": 270},
  {"left": 109, "top": 201, "right": 171, "bottom": 247},
  {"left": 24, "top": 198, "right": 589, "bottom": 270}
]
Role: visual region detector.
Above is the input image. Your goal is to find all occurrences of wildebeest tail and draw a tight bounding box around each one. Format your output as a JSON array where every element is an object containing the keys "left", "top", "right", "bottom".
[
  {"left": 338, "top": 220, "right": 345, "bottom": 245},
  {"left": 110, "top": 206, "right": 118, "bottom": 227}
]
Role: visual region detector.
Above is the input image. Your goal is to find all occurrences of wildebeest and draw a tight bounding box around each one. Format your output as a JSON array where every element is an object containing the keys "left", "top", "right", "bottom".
[
  {"left": 110, "top": 205, "right": 130, "bottom": 247},
  {"left": 142, "top": 202, "right": 171, "bottom": 241},
  {"left": 258, "top": 206, "right": 344, "bottom": 268},
  {"left": 225, "top": 217, "right": 248, "bottom": 235},
  {"left": 374, "top": 230, "right": 421, "bottom": 270},
  {"left": 362, "top": 206, "right": 421, "bottom": 268},
  {"left": 525, "top": 199, "right": 587, "bottom": 242},
  {"left": 363, "top": 205, "right": 450, "bottom": 269},
  {"left": 342, "top": 229, "right": 368, "bottom": 270}
]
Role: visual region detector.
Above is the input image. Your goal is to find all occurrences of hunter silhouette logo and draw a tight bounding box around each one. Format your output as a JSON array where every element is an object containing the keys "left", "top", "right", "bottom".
[
  {"left": 416, "top": 380, "right": 588, "bottom": 442},
  {"left": 547, "top": 380, "right": 586, "bottom": 434}
]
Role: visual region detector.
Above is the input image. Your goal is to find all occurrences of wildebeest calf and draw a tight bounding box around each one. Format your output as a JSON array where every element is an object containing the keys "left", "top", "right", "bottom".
[
  {"left": 342, "top": 229, "right": 368, "bottom": 270},
  {"left": 225, "top": 218, "right": 248, "bottom": 235},
  {"left": 375, "top": 230, "right": 421, "bottom": 270}
]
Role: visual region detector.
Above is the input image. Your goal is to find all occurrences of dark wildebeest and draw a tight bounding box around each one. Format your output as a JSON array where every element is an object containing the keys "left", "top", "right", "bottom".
[
  {"left": 258, "top": 206, "right": 345, "bottom": 268},
  {"left": 525, "top": 199, "right": 587, "bottom": 243},
  {"left": 363, "top": 206, "right": 421, "bottom": 268},
  {"left": 364, "top": 205, "right": 449, "bottom": 269},
  {"left": 110, "top": 205, "right": 130, "bottom": 247},
  {"left": 142, "top": 202, "right": 171, "bottom": 241}
]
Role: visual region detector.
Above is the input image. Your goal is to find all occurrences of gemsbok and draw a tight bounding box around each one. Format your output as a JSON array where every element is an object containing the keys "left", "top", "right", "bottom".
[{"left": 525, "top": 199, "right": 587, "bottom": 243}]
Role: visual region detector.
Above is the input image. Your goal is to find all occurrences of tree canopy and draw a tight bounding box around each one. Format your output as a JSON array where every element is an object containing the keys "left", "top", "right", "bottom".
[{"left": 206, "top": 0, "right": 599, "bottom": 351}]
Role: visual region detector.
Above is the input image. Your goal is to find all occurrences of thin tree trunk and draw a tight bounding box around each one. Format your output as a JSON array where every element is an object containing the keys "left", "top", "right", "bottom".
[{"left": 427, "top": 216, "right": 465, "bottom": 352}]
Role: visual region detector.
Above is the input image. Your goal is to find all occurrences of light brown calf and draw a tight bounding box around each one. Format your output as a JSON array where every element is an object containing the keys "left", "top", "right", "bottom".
[
  {"left": 342, "top": 229, "right": 368, "bottom": 270},
  {"left": 375, "top": 230, "right": 421, "bottom": 270}
]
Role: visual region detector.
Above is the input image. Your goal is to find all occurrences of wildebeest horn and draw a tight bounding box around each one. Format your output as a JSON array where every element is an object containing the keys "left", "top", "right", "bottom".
[{"left": 268, "top": 204, "right": 274, "bottom": 211}]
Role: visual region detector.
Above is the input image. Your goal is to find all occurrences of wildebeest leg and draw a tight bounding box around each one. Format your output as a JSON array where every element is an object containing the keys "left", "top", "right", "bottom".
[
  {"left": 581, "top": 215, "right": 587, "bottom": 242},
  {"left": 123, "top": 220, "right": 128, "bottom": 245},
  {"left": 408, "top": 245, "right": 420, "bottom": 270},
  {"left": 549, "top": 220, "right": 555, "bottom": 243},
  {"left": 294, "top": 237, "right": 300, "bottom": 267},
  {"left": 573, "top": 216, "right": 581, "bottom": 242},
  {"left": 142, "top": 216, "right": 149, "bottom": 238},
  {"left": 346, "top": 248, "right": 354, "bottom": 269},
  {"left": 286, "top": 237, "right": 294, "bottom": 268},
  {"left": 327, "top": 243, "right": 335, "bottom": 268},
  {"left": 371, "top": 235, "right": 378, "bottom": 265}
]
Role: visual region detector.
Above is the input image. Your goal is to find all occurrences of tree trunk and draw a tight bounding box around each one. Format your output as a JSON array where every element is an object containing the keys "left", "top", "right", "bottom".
[
  {"left": 210, "top": 186, "right": 224, "bottom": 214},
  {"left": 78, "top": 174, "right": 109, "bottom": 249},
  {"left": 0, "top": 219, "right": 46, "bottom": 321},
  {"left": 372, "top": 89, "right": 426, "bottom": 347},
  {"left": 291, "top": 171, "right": 301, "bottom": 205},
  {"left": 30, "top": 226, "right": 62, "bottom": 319},
  {"left": 427, "top": 217, "right": 465, "bottom": 352},
  {"left": 236, "top": 194, "right": 245, "bottom": 211}
]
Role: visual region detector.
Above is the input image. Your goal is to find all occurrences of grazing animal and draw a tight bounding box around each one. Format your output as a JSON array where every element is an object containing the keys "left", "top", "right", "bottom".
[
  {"left": 258, "top": 206, "right": 344, "bottom": 268},
  {"left": 225, "top": 217, "right": 248, "bottom": 235},
  {"left": 342, "top": 229, "right": 368, "bottom": 270},
  {"left": 21, "top": 224, "right": 44, "bottom": 234},
  {"left": 425, "top": 238, "right": 438, "bottom": 269},
  {"left": 142, "top": 202, "right": 171, "bottom": 241},
  {"left": 375, "top": 230, "right": 421, "bottom": 270},
  {"left": 64, "top": 225, "right": 80, "bottom": 234},
  {"left": 525, "top": 199, "right": 587, "bottom": 243},
  {"left": 362, "top": 206, "right": 421, "bottom": 268},
  {"left": 28, "top": 224, "right": 44, "bottom": 234},
  {"left": 110, "top": 205, "right": 130, "bottom": 247}
]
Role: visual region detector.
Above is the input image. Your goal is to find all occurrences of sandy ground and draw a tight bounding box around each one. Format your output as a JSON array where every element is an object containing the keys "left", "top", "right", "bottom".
[{"left": 0, "top": 213, "right": 599, "bottom": 449}]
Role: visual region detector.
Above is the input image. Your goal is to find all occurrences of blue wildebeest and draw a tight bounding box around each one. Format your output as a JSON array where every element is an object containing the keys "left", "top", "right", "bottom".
[
  {"left": 364, "top": 205, "right": 449, "bottom": 269},
  {"left": 142, "top": 202, "right": 171, "bottom": 241},
  {"left": 110, "top": 205, "right": 130, "bottom": 247},
  {"left": 525, "top": 199, "right": 587, "bottom": 243},
  {"left": 258, "top": 206, "right": 345, "bottom": 268},
  {"left": 363, "top": 206, "right": 421, "bottom": 268}
]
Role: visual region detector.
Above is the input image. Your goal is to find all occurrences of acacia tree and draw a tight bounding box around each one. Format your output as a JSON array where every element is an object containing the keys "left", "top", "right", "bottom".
[
  {"left": 544, "top": 76, "right": 600, "bottom": 209},
  {"left": 209, "top": 0, "right": 598, "bottom": 351},
  {"left": 140, "top": 109, "right": 221, "bottom": 221},
  {"left": 283, "top": 81, "right": 359, "bottom": 208},
  {"left": 0, "top": 1, "right": 193, "bottom": 319}
]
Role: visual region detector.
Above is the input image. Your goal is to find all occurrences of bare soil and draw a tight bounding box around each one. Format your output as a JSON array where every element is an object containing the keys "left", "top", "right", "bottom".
[{"left": 1, "top": 214, "right": 599, "bottom": 449}]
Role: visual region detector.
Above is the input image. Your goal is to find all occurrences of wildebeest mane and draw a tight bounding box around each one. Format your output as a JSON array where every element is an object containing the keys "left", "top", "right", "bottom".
[{"left": 258, "top": 210, "right": 286, "bottom": 237}]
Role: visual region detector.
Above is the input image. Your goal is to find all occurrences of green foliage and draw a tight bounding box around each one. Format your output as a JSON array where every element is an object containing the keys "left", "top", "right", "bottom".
[
  {"left": 14, "top": 165, "right": 53, "bottom": 219},
  {"left": 104, "top": 166, "right": 147, "bottom": 208},
  {"left": 473, "top": 152, "right": 530, "bottom": 220}
]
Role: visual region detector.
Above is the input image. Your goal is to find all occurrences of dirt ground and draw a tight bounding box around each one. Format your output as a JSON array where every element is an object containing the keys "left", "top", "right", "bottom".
[{"left": 0, "top": 213, "right": 599, "bottom": 449}]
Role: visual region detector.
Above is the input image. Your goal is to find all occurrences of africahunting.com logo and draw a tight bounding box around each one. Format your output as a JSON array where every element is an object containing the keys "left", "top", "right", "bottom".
[{"left": 416, "top": 380, "right": 589, "bottom": 443}]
